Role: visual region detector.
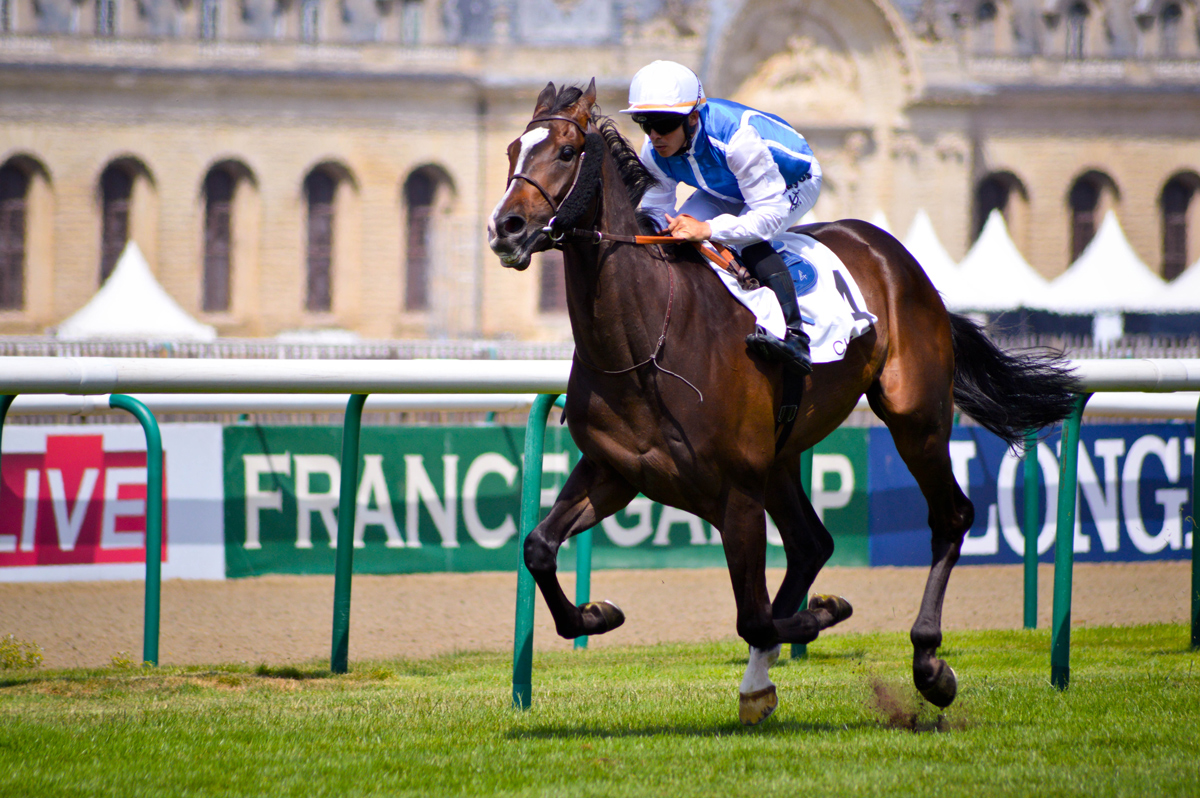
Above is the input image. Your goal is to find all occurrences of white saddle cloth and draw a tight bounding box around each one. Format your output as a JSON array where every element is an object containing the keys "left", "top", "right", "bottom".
[{"left": 704, "top": 232, "right": 877, "bottom": 364}]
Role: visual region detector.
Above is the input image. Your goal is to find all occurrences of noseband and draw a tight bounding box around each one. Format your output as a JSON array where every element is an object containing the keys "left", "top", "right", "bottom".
[{"left": 507, "top": 115, "right": 594, "bottom": 241}]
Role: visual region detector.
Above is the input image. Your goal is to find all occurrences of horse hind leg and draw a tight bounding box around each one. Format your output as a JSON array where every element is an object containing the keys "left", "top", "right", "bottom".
[
  {"left": 875, "top": 389, "right": 974, "bottom": 709},
  {"left": 525, "top": 456, "right": 638, "bottom": 640}
]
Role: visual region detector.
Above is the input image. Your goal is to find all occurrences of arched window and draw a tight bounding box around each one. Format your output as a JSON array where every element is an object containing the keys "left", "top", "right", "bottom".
[
  {"left": 972, "top": 171, "right": 1028, "bottom": 245},
  {"left": 305, "top": 169, "right": 336, "bottom": 312},
  {"left": 96, "top": 0, "right": 115, "bottom": 35},
  {"left": 203, "top": 168, "right": 235, "bottom": 312},
  {"left": 975, "top": 2, "right": 998, "bottom": 55},
  {"left": 301, "top": 0, "right": 319, "bottom": 41},
  {"left": 1069, "top": 178, "right": 1099, "bottom": 260},
  {"left": 539, "top": 249, "right": 566, "bottom": 312},
  {"left": 1068, "top": 172, "right": 1116, "bottom": 261},
  {"left": 0, "top": 163, "right": 28, "bottom": 310},
  {"left": 403, "top": 165, "right": 453, "bottom": 313},
  {"left": 1066, "top": 2, "right": 1088, "bottom": 59},
  {"left": 1161, "top": 176, "right": 1195, "bottom": 280},
  {"left": 404, "top": 170, "right": 435, "bottom": 311},
  {"left": 974, "top": 175, "right": 1010, "bottom": 241},
  {"left": 401, "top": 0, "right": 422, "bottom": 44},
  {"left": 100, "top": 164, "right": 133, "bottom": 282},
  {"left": 201, "top": 0, "right": 219, "bottom": 39},
  {"left": 1161, "top": 3, "right": 1182, "bottom": 58}
]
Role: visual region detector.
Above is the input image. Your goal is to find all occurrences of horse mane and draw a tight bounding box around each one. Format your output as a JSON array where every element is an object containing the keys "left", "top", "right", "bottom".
[{"left": 548, "top": 85, "right": 659, "bottom": 212}]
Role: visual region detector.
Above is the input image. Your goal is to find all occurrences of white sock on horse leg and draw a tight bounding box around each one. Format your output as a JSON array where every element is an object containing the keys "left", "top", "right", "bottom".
[{"left": 740, "top": 644, "right": 781, "bottom": 694}]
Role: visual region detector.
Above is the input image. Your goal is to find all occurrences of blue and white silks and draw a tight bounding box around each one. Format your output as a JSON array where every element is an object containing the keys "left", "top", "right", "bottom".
[{"left": 637, "top": 98, "right": 823, "bottom": 248}]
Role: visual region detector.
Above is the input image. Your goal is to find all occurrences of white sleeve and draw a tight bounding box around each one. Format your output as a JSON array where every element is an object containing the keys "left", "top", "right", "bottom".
[
  {"left": 636, "top": 137, "right": 679, "bottom": 233},
  {"left": 705, "top": 125, "right": 791, "bottom": 246}
]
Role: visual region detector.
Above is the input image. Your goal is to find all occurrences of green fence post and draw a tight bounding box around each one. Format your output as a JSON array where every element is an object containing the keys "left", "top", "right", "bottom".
[
  {"left": 1024, "top": 430, "right": 1039, "bottom": 630},
  {"left": 1192, "top": 395, "right": 1199, "bottom": 650},
  {"left": 513, "top": 393, "right": 560, "bottom": 708},
  {"left": 574, "top": 528, "right": 593, "bottom": 650},
  {"left": 791, "top": 447, "right": 814, "bottom": 660},
  {"left": 331, "top": 393, "right": 367, "bottom": 674},
  {"left": 1051, "top": 393, "right": 1089, "bottom": 691},
  {"left": 108, "top": 395, "right": 163, "bottom": 667}
]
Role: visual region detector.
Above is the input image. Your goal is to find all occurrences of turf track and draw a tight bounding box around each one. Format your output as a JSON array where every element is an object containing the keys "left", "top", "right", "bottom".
[{"left": 0, "top": 624, "right": 1197, "bottom": 797}]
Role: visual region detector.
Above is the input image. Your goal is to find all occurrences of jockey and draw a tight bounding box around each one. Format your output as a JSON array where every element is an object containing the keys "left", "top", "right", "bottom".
[{"left": 622, "top": 60, "right": 821, "bottom": 377}]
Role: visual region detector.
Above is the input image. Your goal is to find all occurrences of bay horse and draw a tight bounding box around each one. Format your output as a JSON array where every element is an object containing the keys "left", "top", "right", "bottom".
[{"left": 488, "top": 81, "right": 1078, "bottom": 725}]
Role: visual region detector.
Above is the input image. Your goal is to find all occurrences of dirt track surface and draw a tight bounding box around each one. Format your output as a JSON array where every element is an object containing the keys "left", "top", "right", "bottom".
[{"left": 0, "top": 562, "right": 1191, "bottom": 669}]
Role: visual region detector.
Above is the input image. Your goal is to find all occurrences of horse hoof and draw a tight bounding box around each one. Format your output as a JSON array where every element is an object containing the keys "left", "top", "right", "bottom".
[
  {"left": 917, "top": 661, "right": 958, "bottom": 708},
  {"left": 580, "top": 600, "right": 625, "bottom": 634},
  {"left": 808, "top": 594, "right": 854, "bottom": 625},
  {"left": 739, "top": 685, "right": 778, "bottom": 726}
]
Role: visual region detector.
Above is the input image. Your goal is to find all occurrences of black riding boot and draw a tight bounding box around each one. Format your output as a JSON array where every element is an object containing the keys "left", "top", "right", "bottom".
[{"left": 740, "top": 242, "right": 812, "bottom": 376}]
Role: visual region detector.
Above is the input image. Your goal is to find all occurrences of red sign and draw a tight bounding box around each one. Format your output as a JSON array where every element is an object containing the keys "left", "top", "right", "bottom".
[{"left": 0, "top": 435, "right": 167, "bottom": 567}]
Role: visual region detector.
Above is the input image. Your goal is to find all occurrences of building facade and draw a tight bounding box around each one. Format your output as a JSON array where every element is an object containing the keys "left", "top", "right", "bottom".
[{"left": 1, "top": 0, "right": 1198, "bottom": 340}]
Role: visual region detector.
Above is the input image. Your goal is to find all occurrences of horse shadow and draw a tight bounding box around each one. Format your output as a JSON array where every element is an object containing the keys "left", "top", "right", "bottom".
[{"left": 507, "top": 719, "right": 878, "bottom": 739}]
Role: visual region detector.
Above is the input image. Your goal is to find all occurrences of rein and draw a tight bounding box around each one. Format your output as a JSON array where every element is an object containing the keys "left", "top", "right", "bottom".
[{"left": 571, "top": 261, "right": 704, "bottom": 403}]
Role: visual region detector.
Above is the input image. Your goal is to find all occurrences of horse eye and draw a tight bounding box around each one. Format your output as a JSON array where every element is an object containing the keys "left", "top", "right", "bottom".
[{"left": 559, "top": 146, "right": 576, "bottom": 161}]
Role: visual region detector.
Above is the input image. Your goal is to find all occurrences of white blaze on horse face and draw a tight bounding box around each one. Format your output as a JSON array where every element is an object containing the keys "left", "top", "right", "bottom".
[{"left": 491, "top": 126, "right": 551, "bottom": 226}]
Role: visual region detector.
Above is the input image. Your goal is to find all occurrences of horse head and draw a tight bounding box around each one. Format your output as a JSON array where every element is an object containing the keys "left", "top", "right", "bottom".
[{"left": 488, "top": 79, "right": 598, "bottom": 270}]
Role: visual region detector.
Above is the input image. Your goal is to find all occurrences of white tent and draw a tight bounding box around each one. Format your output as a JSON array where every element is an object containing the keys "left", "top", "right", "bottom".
[
  {"left": 952, "top": 209, "right": 1049, "bottom": 312},
  {"left": 1035, "top": 211, "right": 1166, "bottom": 314},
  {"left": 902, "top": 209, "right": 961, "bottom": 299},
  {"left": 55, "top": 241, "right": 217, "bottom": 341},
  {"left": 1141, "top": 255, "right": 1200, "bottom": 313}
]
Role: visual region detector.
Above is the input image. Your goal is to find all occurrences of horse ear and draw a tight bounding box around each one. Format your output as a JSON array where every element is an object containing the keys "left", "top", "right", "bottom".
[
  {"left": 534, "top": 82, "right": 556, "bottom": 116},
  {"left": 565, "top": 78, "right": 598, "bottom": 128}
]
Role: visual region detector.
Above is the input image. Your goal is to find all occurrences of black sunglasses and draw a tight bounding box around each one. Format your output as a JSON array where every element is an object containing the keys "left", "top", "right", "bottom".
[{"left": 633, "top": 114, "right": 686, "bottom": 136}]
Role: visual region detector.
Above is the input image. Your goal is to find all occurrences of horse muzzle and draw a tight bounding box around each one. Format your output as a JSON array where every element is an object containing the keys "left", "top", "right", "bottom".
[{"left": 488, "top": 215, "right": 548, "bottom": 271}]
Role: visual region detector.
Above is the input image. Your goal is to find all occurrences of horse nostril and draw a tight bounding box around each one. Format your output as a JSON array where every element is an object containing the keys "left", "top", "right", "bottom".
[{"left": 501, "top": 215, "right": 527, "bottom": 236}]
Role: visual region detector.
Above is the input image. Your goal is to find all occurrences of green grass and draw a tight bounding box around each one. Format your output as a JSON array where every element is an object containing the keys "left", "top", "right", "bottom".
[{"left": 0, "top": 625, "right": 1197, "bottom": 797}]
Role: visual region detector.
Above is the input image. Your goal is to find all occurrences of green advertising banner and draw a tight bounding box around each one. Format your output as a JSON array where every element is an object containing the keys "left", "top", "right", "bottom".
[{"left": 223, "top": 424, "right": 867, "bottom": 578}]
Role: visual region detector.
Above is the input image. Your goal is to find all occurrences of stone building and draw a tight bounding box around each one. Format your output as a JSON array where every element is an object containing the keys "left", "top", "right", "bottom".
[{"left": 0, "top": 0, "right": 1197, "bottom": 340}]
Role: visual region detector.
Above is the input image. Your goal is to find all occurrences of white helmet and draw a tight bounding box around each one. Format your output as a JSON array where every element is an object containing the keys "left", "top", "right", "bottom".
[{"left": 620, "top": 60, "right": 706, "bottom": 116}]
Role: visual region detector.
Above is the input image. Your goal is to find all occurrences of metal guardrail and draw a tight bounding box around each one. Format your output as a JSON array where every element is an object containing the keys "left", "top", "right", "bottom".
[{"left": 0, "top": 357, "right": 1197, "bottom": 688}]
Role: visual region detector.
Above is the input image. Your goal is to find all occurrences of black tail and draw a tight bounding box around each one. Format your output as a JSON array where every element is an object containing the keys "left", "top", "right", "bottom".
[{"left": 950, "top": 313, "right": 1082, "bottom": 450}]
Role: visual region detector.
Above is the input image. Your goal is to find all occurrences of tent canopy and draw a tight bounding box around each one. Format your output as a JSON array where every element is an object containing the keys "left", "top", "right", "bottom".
[
  {"left": 951, "top": 210, "right": 1048, "bottom": 312},
  {"left": 1141, "top": 253, "right": 1200, "bottom": 312},
  {"left": 1037, "top": 211, "right": 1166, "bottom": 313},
  {"left": 902, "top": 209, "right": 960, "bottom": 299},
  {"left": 54, "top": 242, "right": 217, "bottom": 341}
]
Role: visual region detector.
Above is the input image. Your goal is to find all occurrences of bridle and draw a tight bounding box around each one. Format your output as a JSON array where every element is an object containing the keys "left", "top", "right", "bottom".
[
  {"left": 505, "top": 112, "right": 704, "bottom": 401},
  {"left": 506, "top": 115, "right": 596, "bottom": 242}
]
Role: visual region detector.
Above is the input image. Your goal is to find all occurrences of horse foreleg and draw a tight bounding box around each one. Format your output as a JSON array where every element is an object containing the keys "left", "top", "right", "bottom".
[
  {"left": 769, "top": 465, "right": 827, "bottom": 615},
  {"left": 717, "top": 487, "right": 784, "bottom": 725},
  {"left": 525, "top": 456, "right": 638, "bottom": 640},
  {"left": 764, "top": 464, "right": 851, "bottom": 640}
]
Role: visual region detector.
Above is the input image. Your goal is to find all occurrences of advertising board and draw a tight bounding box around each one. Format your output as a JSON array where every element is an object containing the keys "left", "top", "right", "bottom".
[
  {"left": 0, "top": 424, "right": 224, "bottom": 581},
  {"left": 869, "top": 423, "right": 1195, "bottom": 566},
  {"left": 223, "top": 425, "right": 869, "bottom": 577}
]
